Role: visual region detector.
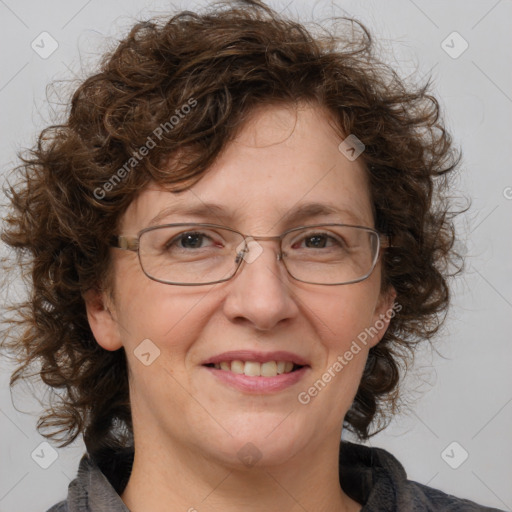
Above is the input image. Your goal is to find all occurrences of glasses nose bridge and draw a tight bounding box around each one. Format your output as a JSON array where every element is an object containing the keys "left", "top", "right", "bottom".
[{"left": 241, "top": 233, "right": 285, "bottom": 261}]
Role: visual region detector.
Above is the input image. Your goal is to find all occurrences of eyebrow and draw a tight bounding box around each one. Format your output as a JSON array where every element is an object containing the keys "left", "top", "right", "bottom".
[{"left": 146, "top": 201, "right": 364, "bottom": 229}]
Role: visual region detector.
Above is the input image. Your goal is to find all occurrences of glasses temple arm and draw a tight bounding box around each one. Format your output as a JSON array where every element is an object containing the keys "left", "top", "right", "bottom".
[{"left": 109, "top": 235, "right": 139, "bottom": 251}]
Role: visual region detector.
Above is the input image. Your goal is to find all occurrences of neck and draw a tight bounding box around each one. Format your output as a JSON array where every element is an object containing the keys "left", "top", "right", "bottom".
[{"left": 120, "top": 432, "right": 361, "bottom": 512}]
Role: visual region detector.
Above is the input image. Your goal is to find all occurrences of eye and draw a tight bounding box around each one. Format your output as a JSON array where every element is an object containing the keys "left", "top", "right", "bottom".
[
  {"left": 165, "top": 231, "right": 222, "bottom": 251},
  {"left": 291, "top": 231, "right": 345, "bottom": 250}
]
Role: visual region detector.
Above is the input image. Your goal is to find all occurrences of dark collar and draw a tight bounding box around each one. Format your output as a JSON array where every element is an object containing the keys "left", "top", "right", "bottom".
[
  {"left": 71, "top": 441, "right": 402, "bottom": 511},
  {"left": 63, "top": 441, "right": 499, "bottom": 511}
]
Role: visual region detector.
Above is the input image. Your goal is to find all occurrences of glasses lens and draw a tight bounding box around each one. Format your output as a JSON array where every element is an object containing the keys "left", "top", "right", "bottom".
[
  {"left": 139, "top": 225, "right": 244, "bottom": 284},
  {"left": 282, "top": 225, "right": 379, "bottom": 285},
  {"left": 138, "top": 224, "right": 380, "bottom": 285}
]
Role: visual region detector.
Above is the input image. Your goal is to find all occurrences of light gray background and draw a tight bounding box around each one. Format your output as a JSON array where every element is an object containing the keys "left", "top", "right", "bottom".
[{"left": 0, "top": 1, "right": 511, "bottom": 511}]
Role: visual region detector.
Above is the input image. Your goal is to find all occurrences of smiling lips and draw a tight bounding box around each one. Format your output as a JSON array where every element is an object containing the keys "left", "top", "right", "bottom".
[
  {"left": 202, "top": 350, "right": 309, "bottom": 378},
  {"left": 211, "top": 360, "right": 297, "bottom": 377}
]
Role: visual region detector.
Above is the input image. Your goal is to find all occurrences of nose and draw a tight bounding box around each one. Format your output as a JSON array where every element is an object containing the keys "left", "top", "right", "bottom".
[{"left": 222, "top": 238, "right": 299, "bottom": 331}]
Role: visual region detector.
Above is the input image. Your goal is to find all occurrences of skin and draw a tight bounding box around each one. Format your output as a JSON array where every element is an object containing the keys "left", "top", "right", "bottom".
[{"left": 85, "top": 102, "right": 396, "bottom": 512}]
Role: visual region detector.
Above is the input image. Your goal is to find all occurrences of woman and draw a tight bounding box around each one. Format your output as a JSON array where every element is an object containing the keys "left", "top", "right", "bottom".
[{"left": 1, "top": 1, "right": 504, "bottom": 511}]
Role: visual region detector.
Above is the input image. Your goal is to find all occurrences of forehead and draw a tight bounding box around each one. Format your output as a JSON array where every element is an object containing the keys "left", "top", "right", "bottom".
[{"left": 121, "top": 102, "right": 373, "bottom": 232}]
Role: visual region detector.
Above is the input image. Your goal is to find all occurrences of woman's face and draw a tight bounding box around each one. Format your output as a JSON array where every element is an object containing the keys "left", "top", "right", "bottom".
[{"left": 86, "top": 102, "right": 395, "bottom": 468}]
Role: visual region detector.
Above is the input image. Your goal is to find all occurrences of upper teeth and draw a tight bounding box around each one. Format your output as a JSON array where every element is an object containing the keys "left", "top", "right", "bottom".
[{"left": 214, "top": 360, "right": 295, "bottom": 377}]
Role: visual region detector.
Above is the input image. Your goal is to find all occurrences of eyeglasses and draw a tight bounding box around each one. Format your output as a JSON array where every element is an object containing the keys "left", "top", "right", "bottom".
[{"left": 109, "top": 223, "right": 390, "bottom": 286}]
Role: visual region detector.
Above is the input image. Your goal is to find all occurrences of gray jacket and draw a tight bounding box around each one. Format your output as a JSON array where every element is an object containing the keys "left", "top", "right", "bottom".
[{"left": 47, "top": 441, "right": 505, "bottom": 511}]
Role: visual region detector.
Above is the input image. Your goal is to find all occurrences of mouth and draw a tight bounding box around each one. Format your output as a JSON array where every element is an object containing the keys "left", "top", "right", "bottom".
[
  {"left": 203, "top": 360, "right": 306, "bottom": 378},
  {"left": 201, "top": 350, "right": 310, "bottom": 392}
]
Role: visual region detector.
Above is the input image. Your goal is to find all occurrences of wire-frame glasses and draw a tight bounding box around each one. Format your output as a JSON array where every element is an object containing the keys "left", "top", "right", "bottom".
[{"left": 109, "top": 222, "right": 390, "bottom": 286}]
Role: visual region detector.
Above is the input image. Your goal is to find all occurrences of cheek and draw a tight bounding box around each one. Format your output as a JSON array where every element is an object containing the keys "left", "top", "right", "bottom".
[
  {"left": 312, "top": 281, "right": 381, "bottom": 348},
  {"left": 300, "top": 285, "right": 381, "bottom": 414},
  {"left": 113, "top": 260, "right": 208, "bottom": 353},
  {"left": 307, "top": 282, "right": 382, "bottom": 408}
]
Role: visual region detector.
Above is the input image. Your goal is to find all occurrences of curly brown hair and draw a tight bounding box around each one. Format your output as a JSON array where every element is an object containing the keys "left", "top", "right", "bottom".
[{"left": 1, "top": 0, "right": 462, "bottom": 459}]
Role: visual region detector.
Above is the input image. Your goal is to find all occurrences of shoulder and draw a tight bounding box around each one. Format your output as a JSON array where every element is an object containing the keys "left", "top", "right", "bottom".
[
  {"left": 43, "top": 448, "right": 133, "bottom": 512},
  {"left": 45, "top": 501, "right": 68, "bottom": 512},
  {"left": 398, "top": 479, "right": 504, "bottom": 511},
  {"left": 339, "top": 441, "right": 505, "bottom": 511}
]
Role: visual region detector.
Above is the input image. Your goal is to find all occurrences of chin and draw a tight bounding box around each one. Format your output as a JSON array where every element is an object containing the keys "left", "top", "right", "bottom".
[{"left": 201, "top": 416, "right": 310, "bottom": 469}]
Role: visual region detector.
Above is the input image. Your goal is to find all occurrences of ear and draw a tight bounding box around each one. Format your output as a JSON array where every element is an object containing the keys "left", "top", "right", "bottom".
[
  {"left": 82, "top": 287, "right": 123, "bottom": 351},
  {"left": 368, "top": 285, "right": 398, "bottom": 349}
]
